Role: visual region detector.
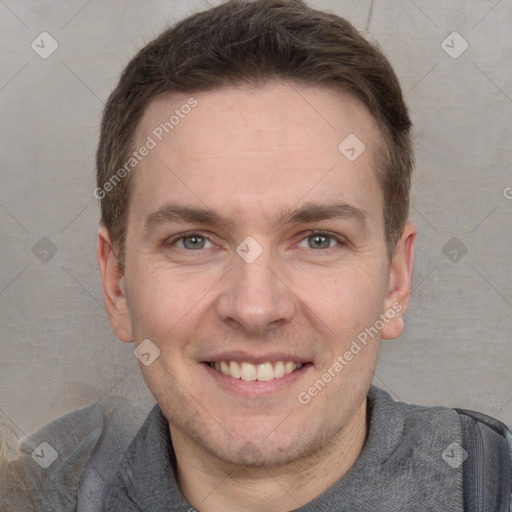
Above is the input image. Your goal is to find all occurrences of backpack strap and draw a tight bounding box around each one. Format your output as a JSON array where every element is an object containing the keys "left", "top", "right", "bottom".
[{"left": 454, "top": 408, "right": 512, "bottom": 512}]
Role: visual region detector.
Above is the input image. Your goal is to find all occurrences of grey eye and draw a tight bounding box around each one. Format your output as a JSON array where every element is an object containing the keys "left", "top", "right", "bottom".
[
  {"left": 181, "top": 235, "right": 209, "bottom": 250},
  {"left": 307, "top": 234, "right": 332, "bottom": 249}
]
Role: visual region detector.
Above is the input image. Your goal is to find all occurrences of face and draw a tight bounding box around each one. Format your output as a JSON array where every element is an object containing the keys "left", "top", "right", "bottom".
[{"left": 98, "top": 81, "right": 415, "bottom": 468}]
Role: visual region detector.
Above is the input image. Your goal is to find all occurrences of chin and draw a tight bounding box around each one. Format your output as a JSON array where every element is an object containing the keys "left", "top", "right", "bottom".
[
  {"left": 209, "top": 437, "right": 313, "bottom": 468},
  {"left": 192, "top": 418, "right": 338, "bottom": 470}
]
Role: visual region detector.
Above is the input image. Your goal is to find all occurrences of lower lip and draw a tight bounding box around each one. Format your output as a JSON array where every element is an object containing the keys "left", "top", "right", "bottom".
[{"left": 201, "top": 362, "right": 313, "bottom": 396}]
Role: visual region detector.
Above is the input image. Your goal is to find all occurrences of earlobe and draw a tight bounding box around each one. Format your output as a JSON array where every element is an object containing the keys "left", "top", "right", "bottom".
[
  {"left": 97, "top": 227, "right": 133, "bottom": 342},
  {"left": 381, "top": 221, "right": 417, "bottom": 340}
]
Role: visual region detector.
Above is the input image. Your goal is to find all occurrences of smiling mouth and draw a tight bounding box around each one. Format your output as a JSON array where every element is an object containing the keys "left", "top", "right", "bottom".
[{"left": 207, "top": 360, "right": 307, "bottom": 381}]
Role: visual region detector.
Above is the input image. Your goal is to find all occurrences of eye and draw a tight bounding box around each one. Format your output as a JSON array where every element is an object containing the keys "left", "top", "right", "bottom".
[
  {"left": 166, "top": 232, "right": 215, "bottom": 250},
  {"left": 297, "top": 230, "right": 347, "bottom": 250}
]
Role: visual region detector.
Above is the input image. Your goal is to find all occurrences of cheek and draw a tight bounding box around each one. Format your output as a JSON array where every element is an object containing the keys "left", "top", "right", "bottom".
[
  {"left": 298, "top": 263, "right": 387, "bottom": 333},
  {"left": 126, "top": 262, "right": 218, "bottom": 341}
]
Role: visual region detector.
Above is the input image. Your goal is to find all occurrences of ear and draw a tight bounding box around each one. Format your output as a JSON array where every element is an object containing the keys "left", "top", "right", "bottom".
[
  {"left": 381, "top": 221, "right": 417, "bottom": 340},
  {"left": 97, "top": 227, "right": 133, "bottom": 342}
]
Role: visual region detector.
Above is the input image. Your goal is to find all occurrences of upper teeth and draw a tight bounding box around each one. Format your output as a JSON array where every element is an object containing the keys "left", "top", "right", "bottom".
[{"left": 209, "top": 361, "right": 304, "bottom": 381}]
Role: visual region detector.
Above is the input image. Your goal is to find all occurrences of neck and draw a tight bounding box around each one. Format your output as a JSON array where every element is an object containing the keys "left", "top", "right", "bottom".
[{"left": 172, "top": 398, "right": 368, "bottom": 512}]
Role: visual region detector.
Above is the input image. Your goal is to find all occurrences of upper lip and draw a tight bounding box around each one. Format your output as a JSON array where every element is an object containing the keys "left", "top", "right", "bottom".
[{"left": 201, "top": 351, "right": 312, "bottom": 365}]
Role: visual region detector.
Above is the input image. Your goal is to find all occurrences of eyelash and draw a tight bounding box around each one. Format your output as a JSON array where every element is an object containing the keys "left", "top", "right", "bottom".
[{"left": 164, "top": 230, "right": 347, "bottom": 251}]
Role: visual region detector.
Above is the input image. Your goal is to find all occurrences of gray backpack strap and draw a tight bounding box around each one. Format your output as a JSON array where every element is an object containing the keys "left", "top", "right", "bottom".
[{"left": 455, "top": 408, "right": 512, "bottom": 512}]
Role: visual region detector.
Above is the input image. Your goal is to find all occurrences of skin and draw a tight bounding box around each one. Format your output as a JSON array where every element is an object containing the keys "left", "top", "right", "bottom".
[{"left": 98, "top": 81, "right": 416, "bottom": 512}]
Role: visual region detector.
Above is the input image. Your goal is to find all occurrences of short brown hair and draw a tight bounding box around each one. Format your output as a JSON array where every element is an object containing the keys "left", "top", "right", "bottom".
[{"left": 96, "top": 0, "right": 413, "bottom": 265}]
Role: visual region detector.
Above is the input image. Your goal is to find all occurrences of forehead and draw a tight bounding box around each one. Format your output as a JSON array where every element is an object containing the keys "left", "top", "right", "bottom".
[{"left": 129, "top": 81, "right": 384, "bottom": 230}]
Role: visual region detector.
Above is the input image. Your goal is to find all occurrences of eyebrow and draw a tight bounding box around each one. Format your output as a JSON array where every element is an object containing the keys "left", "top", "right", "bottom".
[{"left": 144, "top": 201, "right": 367, "bottom": 233}]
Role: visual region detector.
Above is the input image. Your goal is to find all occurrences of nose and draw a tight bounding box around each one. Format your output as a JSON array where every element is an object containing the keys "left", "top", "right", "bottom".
[{"left": 215, "top": 247, "right": 296, "bottom": 336}]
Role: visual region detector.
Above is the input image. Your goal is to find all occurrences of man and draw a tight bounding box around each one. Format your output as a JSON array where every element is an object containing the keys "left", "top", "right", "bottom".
[{"left": 3, "top": 0, "right": 510, "bottom": 510}]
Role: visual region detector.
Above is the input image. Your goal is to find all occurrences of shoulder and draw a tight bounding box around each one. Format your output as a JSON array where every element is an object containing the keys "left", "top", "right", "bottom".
[
  {"left": 370, "top": 386, "right": 511, "bottom": 456},
  {"left": 368, "top": 385, "right": 464, "bottom": 442},
  {"left": 0, "top": 397, "right": 151, "bottom": 512},
  {"left": 0, "top": 402, "right": 103, "bottom": 512},
  {"left": 76, "top": 397, "right": 151, "bottom": 512},
  {"left": 369, "top": 387, "right": 512, "bottom": 511}
]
